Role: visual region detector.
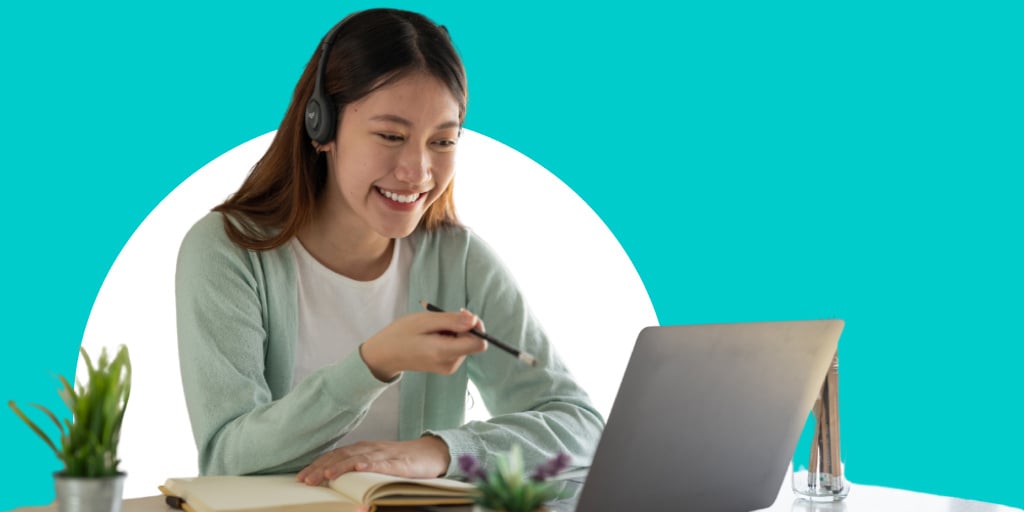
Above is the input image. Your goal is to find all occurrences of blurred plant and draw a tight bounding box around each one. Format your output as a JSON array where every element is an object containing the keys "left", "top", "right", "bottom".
[
  {"left": 8, "top": 345, "right": 131, "bottom": 477},
  {"left": 459, "top": 445, "right": 571, "bottom": 512}
]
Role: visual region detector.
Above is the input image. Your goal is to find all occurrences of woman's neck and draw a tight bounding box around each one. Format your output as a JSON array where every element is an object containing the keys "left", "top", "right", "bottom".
[{"left": 297, "top": 210, "right": 394, "bottom": 281}]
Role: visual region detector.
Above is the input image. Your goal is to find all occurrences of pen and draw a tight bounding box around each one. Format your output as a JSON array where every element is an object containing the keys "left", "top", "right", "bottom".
[{"left": 419, "top": 301, "right": 538, "bottom": 367}]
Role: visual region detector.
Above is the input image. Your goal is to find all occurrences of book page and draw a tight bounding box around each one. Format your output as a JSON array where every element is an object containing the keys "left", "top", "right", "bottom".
[
  {"left": 328, "top": 472, "right": 477, "bottom": 504},
  {"left": 164, "top": 475, "right": 359, "bottom": 512}
]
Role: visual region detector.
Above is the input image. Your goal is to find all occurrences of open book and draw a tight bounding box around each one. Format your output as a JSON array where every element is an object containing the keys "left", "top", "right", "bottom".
[{"left": 160, "top": 472, "right": 478, "bottom": 512}]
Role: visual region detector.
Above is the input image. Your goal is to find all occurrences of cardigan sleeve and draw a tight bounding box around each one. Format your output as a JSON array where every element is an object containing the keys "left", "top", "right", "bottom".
[
  {"left": 424, "top": 232, "right": 605, "bottom": 475},
  {"left": 175, "top": 213, "right": 393, "bottom": 475}
]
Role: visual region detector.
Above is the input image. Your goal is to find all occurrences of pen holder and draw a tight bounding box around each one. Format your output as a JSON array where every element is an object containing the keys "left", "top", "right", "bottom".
[{"left": 792, "top": 352, "right": 849, "bottom": 501}]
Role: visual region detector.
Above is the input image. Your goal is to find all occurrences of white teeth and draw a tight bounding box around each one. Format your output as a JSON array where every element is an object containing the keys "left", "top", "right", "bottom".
[{"left": 379, "top": 188, "right": 420, "bottom": 203}]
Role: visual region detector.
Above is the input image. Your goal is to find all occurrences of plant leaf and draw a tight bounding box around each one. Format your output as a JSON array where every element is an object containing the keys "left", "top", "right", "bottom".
[
  {"left": 28, "top": 402, "right": 67, "bottom": 438},
  {"left": 8, "top": 400, "right": 61, "bottom": 459},
  {"left": 58, "top": 375, "right": 77, "bottom": 411},
  {"left": 80, "top": 346, "right": 96, "bottom": 378},
  {"left": 14, "top": 345, "right": 132, "bottom": 477}
]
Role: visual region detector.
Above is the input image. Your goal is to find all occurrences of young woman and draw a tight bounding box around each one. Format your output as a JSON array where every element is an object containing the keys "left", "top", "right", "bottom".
[{"left": 175, "top": 8, "right": 602, "bottom": 485}]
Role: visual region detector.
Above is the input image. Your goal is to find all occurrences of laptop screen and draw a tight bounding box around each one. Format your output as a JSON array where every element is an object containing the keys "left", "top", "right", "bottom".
[{"left": 576, "top": 320, "right": 843, "bottom": 512}]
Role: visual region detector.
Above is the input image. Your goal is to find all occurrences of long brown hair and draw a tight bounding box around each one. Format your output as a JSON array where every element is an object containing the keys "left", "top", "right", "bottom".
[{"left": 214, "top": 9, "right": 468, "bottom": 250}]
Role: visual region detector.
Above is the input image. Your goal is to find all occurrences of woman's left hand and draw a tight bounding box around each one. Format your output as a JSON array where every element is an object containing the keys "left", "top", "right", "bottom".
[{"left": 297, "top": 435, "right": 451, "bottom": 486}]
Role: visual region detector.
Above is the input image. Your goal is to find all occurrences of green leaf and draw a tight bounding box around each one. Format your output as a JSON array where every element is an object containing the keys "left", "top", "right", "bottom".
[
  {"left": 80, "top": 346, "right": 96, "bottom": 377},
  {"left": 28, "top": 402, "right": 67, "bottom": 438},
  {"left": 8, "top": 400, "right": 61, "bottom": 458},
  {"left": 12, "top": 344, "right": 132, "bottom": 477},
  {"left": 58, "top": 375, "right": 77, "bottom": 411},
  {"left": 469, "top": 444, "right": 567, "bottom": 512}
]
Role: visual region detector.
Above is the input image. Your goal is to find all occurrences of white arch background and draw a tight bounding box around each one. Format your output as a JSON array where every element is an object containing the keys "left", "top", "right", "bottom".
[{"left": 80, "top": 129, "right": 658, "bottom": 498}]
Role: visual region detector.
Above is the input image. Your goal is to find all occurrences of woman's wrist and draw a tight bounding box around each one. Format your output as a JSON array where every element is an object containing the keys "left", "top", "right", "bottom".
[
  {"left": 419, "top": 434, "right": 452, "bottom": 477},
  {"left": 359, "top": 341, "right": 400, "bottom": 382}
]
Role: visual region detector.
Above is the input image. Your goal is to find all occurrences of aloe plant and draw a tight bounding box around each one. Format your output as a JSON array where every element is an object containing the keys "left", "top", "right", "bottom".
[{"left": 8, "top": 345, "right": 131, "bottom": 478}]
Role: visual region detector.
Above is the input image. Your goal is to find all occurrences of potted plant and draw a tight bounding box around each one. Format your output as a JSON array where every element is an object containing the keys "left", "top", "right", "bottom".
[
  {"left": 9, "top": 345, "right": 131, "bottom": 512},
  {"left": 458, "top": 445, "right": 571, "bottom": 512}
]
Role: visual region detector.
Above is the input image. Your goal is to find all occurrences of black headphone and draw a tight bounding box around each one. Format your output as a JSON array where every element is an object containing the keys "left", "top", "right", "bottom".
[
  {"left": 304, "top": 20, "right": 348, "bottom": 145},
  {"left": 304, "top": 12, "right": 453, "bottom": 145}
]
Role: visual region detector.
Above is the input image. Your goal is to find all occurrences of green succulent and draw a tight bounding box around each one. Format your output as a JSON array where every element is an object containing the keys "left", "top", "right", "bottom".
[
  {"left": 9, "top": 345, "right": 131, "bottom": 478},
  {"left": 460, "top": 445, "right": 570, "bottom": 512}
]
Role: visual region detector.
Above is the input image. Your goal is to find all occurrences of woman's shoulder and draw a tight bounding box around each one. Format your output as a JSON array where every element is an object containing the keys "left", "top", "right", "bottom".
[
  {"left": 177, "top": 211, "right": 271, "bottom": 271},
  {"left": 413, "top": 224, "right": 510, "bottom": 284},
  {"left": 413, "top": 224, "right": 497, "bottom": 258},
  {"left": 179, "top": 211, "right": 239, "bottom": 255},
  {"left": 184, "top": 210, "right": 227, "bottom": 238}
]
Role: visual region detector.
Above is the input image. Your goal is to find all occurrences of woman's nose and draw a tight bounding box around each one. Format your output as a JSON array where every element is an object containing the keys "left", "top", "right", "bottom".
[{"left": 394, "top": 144, "right": 431, "bottom": 184}]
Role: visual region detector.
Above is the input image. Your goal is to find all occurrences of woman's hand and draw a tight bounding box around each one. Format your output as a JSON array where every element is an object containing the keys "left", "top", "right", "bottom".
[
  {"left": 360, "top": 309, "right": 487, "bottom": 380},
  {"left": 297, "top": 436, "right": 451, "bottom": 486}
]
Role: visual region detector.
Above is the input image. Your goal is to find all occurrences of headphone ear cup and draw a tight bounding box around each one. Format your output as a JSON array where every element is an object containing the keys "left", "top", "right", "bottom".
[
  {"left": 305, "top": 95, "right": 336, "bottom": 144},
  {"left": 306, "top": 16, "right": 348, "bottom": 145}
]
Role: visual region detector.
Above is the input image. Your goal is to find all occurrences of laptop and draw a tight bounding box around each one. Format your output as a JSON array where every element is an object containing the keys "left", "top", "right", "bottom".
[{"left": 574, "top": 320, "right": 844, "bottom": 512}]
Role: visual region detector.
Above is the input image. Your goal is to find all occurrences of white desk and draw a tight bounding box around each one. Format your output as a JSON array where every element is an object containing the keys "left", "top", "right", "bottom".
[
  {"left": 754, "top": 480, "right": 1021, "bottom": 512},
  {"left": 14, "top": 480, "right": 1022, "bottom": 512}
]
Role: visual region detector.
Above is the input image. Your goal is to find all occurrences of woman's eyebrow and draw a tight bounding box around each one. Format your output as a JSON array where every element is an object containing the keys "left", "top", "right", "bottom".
[{"left": 370, "top": 114, "right": 459, "bottom": 130}]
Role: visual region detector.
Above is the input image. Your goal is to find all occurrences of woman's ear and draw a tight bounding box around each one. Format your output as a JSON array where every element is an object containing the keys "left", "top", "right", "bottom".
[{"left": 312, "top": 140, "right": 336, "bottom": 153}]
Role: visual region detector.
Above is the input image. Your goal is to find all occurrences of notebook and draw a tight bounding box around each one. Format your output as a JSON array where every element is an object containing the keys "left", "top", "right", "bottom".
[{"left": 575, "top": 320, "right": 844, "bottom": 512}]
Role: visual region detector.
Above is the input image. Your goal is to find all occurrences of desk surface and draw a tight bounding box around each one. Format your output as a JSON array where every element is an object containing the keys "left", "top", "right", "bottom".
[
  {"left": 14, "top": 480, "right": 1022, "bottom": 512},
  {"left": 754, "top": 481, "right": 1021, "bottom": 512}
]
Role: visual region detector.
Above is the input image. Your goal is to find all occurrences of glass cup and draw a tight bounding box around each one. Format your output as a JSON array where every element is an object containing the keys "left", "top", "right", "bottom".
[{"left": 792, "top": 352, "right": 849, "bottom": 501}]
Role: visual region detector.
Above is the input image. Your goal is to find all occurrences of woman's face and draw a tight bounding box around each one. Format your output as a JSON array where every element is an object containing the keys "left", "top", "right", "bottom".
[{"left": 321, "top": 71, "right": 461, "bottom": 240}]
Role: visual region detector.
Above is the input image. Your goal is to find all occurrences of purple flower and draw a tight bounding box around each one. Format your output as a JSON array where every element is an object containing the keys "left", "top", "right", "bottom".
[
  {"left": 458, "top": 454, "right": 487, "bottom": 482},
  {"left": 530, "top": 452, "right": 570, "bottom": 482}
]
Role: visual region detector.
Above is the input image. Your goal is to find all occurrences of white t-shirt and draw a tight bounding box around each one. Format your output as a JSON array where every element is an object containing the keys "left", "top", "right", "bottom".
[{"left": 289, "top": 237, "right": 412, "bottom": 447}]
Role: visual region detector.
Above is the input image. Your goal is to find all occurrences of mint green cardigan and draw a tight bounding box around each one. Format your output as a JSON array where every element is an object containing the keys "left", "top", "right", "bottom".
[{"left": 175, "top": 212, "right": 604, "bottom": 476}]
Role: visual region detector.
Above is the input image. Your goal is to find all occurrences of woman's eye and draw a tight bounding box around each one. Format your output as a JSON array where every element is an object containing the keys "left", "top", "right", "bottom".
[
  {"left": 433, "top": 139, "right": 457, "bottom": 149},
  {"left": 376, "top": 133, "right": 404, "bottom": 142}
]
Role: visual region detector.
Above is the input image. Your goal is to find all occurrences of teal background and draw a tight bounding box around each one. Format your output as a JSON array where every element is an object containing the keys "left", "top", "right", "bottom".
[{"left": 2, "top": 1, "right": 1021, "bottom": 509}]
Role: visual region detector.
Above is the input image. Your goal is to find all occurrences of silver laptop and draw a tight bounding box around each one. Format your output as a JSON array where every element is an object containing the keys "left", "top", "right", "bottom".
[{"left": 575, "top": 320, "right": 844, "bottom": 512}]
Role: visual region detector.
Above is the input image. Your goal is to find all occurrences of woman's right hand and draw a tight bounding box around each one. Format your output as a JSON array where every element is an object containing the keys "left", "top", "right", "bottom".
[{"left": 359, "top": 309, "right": 488, "bottom": 381}]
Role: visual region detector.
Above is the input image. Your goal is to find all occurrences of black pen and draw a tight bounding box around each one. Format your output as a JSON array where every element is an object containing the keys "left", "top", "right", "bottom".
[{"left": 420, "top": 301, "right": 538, "bottom": 367}]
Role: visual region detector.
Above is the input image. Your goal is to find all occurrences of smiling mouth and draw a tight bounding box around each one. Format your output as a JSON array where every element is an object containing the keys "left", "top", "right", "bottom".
[{"left": 376, "top": 187, "right": 424, "bottom": 204}]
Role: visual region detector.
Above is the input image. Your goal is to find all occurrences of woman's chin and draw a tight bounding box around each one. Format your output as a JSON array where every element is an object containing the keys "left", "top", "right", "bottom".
[{"left": 373, "top": 220, "right": 421, "bottom": 240}]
